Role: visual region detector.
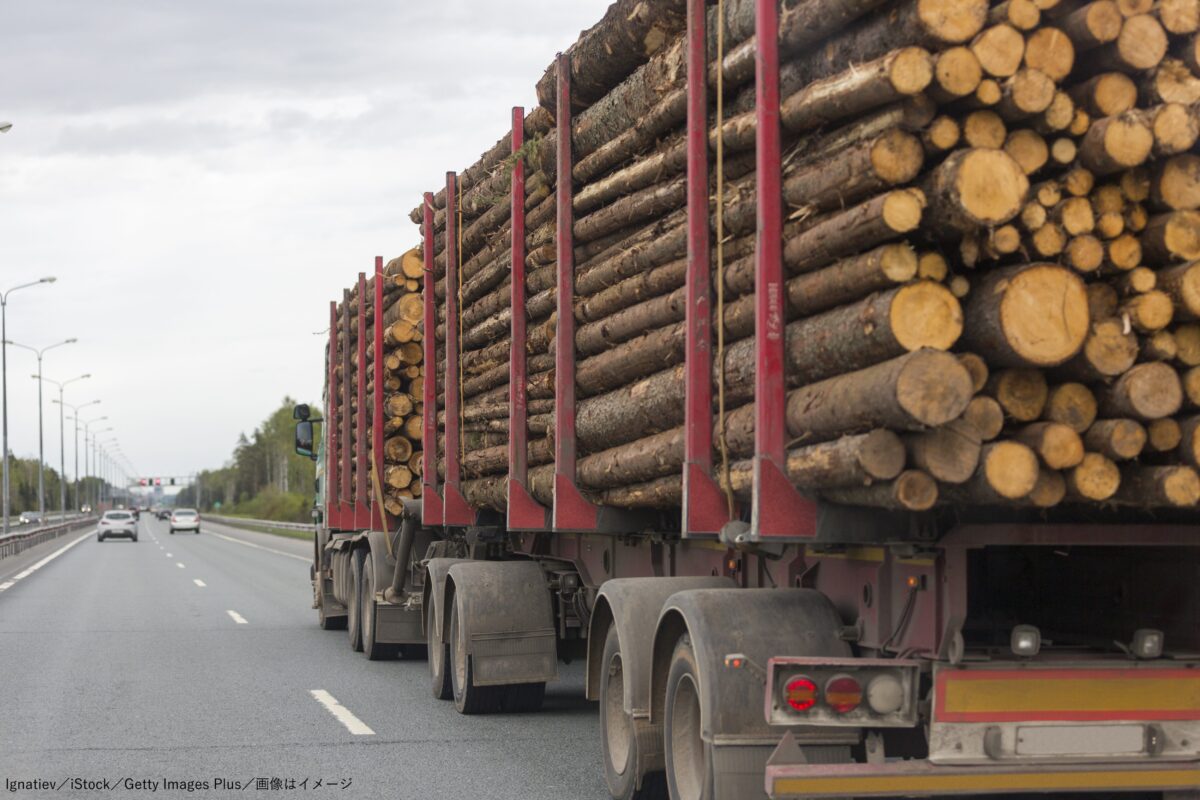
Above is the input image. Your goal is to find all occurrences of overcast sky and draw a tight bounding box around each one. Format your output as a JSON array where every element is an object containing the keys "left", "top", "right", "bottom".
[{"left": 0, "top": 1, "right": 610, "bottom": 485}]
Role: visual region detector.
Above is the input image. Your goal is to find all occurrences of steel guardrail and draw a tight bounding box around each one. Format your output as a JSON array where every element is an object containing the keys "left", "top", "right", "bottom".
[
  {"left": 0, "top": 515, "right": 97, "bottom": 560},
  {"left": 203, "top": 514, "right": 314, "bottom": 532}
]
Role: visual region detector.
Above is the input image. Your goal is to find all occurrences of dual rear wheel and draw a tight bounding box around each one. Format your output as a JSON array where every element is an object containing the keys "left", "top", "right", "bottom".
[{"left": 431, "top": 595, "right": 545, "bottom": 715}]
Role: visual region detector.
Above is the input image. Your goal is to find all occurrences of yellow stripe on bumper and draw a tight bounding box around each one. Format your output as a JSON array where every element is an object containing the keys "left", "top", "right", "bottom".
[{"left": 771, "top": 767, "right": 1200, "bottom": 797}]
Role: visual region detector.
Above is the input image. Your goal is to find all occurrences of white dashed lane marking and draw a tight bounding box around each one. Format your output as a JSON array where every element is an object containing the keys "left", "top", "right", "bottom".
[
  {"left": 310, "top": 690, "right": 374, "bottom": 735},
  {"left": 226, "top": 610, "right": 248, "bottom": 624}
]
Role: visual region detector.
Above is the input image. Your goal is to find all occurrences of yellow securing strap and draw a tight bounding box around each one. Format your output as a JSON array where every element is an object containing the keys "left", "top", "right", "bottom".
[{"left": 369, "top": 456, "right": 392, "bottom": 557}]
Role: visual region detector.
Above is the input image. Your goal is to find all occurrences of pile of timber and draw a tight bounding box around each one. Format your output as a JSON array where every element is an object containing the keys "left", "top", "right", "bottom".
[
  {"left": 411, "top": 0, "right": 1200, "bottom": 515},
  {"left": 337, "top": 248, "right": 426, "bottom": 516}
]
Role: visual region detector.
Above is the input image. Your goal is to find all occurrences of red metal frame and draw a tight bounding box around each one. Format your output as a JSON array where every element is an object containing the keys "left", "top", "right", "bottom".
[
  {"left": 751, "top": 0, "right": 816, "bottom": 540},
  {"left": 355, "top": 271, "right": 368, "bottom": 528},
  {"left": 442, "top": 172, "right": 474, "bottom": 525},
  {"left": 421, "top": 192, "right": 444, "bottom": 526},
  {"left": 340, "top": 287, "right": 353, "bottom": 523},
  {"left": 507, "top": 105, "right": 549, "bottom": 530},
  {"left": 327, "top": 301, "right": 341, "bottom": 525},
  {"left": 552, "top": 52, "right": 600, "bottom": 531},
  {"left": 683, "top": 0, "right": 729, "bottom": 537},
  {"left": 372, "top": 256, "right": 387, "bottom": 532}
]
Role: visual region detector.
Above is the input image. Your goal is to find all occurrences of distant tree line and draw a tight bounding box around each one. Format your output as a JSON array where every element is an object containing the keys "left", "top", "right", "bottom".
[
  {"left": 2, "top": 453, "right": 113, "bottom": 515},
  {"left": 174, "top": 397, "right": 316, "bottom": 522}
]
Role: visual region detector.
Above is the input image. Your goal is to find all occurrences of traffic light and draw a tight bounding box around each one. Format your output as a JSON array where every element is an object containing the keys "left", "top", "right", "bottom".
[
  {"left": 154, "top": 477, "right": 161, "bottom": 486},
  {"left": 139, "top": 478, "right": 147, "bottom": 486},
  {"left": 170, "top": 478, "right": 176, "bottom": 486}
]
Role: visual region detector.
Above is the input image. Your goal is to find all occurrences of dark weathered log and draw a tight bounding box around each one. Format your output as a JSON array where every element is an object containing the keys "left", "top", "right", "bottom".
[
  {"left": 1059, "top": 1, "right": 1123, "bottom": 50},
  {"left": 963, "top": 396, "right": 1005, "bottom": 440},
  {"left": 535, "top": 0, "right": 686, "bottom": 112},
  {"left": 1111, "top": 465, "right": 1200, "bottom": 506},
  {"left": 987, "top": 368, "right": 1049, "bottom": 421},
  {"left": 1042, "top": 382, "right": 1098, "bottom": 433},
  {"left": 1096, "top": 361, "right": 1184, "bottom": 420}
]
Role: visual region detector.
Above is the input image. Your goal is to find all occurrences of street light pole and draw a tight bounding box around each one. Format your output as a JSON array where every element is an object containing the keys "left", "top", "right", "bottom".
[
  {"left": 92, "top": 429, "right": 113, "bottom": 509},
  {"left": 45, "top": 375, "right": 89, "bottom": 521},
  {"left": 1, "top": 277, "right": 57, "bottom": 534},
  {"left": 8, "top": 338, "right": 77, "bottom": 518},
  {"left": 79, "top": 415, "right": 106, "bottom": 511}
]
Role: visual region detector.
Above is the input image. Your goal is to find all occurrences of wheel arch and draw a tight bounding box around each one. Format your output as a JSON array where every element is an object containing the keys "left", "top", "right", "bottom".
[
  {"left": 647, "top": 588, "right": 851, "bottom": 737},
  {"left": 586, "top": 577, "right": 734, "bottom": 713},
  {"left": 422, "top": 557, "right": 470, "bottom": 641}
]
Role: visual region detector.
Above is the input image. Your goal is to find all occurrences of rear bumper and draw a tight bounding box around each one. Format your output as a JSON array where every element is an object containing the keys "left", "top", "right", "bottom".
[
  {"left": 98, "top": 528, "right": 135, "bottom": 536},
  {"left": 767, "top": 758, "right": 1200, "bottom": 797}
]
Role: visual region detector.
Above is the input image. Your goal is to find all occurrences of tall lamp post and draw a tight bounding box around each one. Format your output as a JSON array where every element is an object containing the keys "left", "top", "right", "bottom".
[
  {"left": 91, "top": 428, "right": 113, "bottom": 509},
  {"left": 78, "top": 414, "right": 107, "bottom": 511},
  {"left": 44, "top": 375, "right": 90, "bottom": 521},
  {"left": 7, "top": 338, "right": 77, "bottom": 517},
  {"left": 97, "top": 439, "right": 118, "bottom": 508},
  {"left": 58, "top": 400, "right": 100, "bottom": 512},
  {"left": 1, "top": 277, "right": 57, "bottom": 534}
]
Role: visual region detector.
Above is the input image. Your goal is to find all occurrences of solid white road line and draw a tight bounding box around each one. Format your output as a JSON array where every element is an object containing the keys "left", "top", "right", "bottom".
[
  {"left": 206, "top": 529, "right": 309, "bottom": 562},
  {"left": 0, "top": 530, "right": 93, "bottom": 594},
  {"left": 309, "top": 690, "right": 374, "bottom": 735},
  {"left": 226, "top": 609, "right": 248, "bottom": 624},
  {"left": 176, "top": 562, "right": 185, "bottom": 569},
  {"left": 193, "top": 579, "right": 206, "bottom": 587}
]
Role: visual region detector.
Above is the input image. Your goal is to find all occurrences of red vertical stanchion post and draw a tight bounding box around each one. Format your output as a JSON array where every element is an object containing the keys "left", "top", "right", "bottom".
[
  {"left": 683, "top": 0, "right": 729, "bottom": 537},
  {"left": 421, "top": 193, "right": 444, "bottom": 526},
  {"left": 552, "top": 53, "right": 599, "bottom": 531},
  {"left": 507, "top": 106, "right": 549, "bottom": 529},
  {"left": 442, "top": 172, "right": 474, "bottom": 525},
  {"left": 328, "top": 301, "right": 340, "bottom": 528},
  {"left": 341, "top": 287, "right": 354, "bottom": 523},
  {"left": 355, "top": 272, "right": 368, "bottom": 528},
  {"left": 751, "top": 0, "right": 816, "bottom": 539},
  {"left": 372, "top": 256, "right": 387, "bottom": 531}
]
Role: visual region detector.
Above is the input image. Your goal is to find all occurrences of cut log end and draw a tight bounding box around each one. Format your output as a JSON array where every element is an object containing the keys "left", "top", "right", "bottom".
[
  {"left": 1067, "top": 452, "right": 1121, "bottom": 500},
  {"left": 891, "top": 281, "right": 964, "bottom": 351},
  {"left": 951, "top": 148, "right": 1030, "bottom": 226},
  {"left": 994, "top": 264, "right": 1090, "bottom": 367},
  {"left": 980, "top": 440, "right": 1040, "bottom": 498}
]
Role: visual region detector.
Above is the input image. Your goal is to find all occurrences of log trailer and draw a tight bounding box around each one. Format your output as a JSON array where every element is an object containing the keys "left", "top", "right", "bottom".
[{"left": 295, "top": 0, "right": 1200, "bottom": 797}]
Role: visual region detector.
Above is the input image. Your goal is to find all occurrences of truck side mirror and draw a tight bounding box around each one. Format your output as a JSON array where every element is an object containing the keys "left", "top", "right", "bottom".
[
  {"left": 295, "top": 420, "right": 315, "bottom": 459},
  {"left": 293, "top": 403, "right": 311, "bottom": 421}
]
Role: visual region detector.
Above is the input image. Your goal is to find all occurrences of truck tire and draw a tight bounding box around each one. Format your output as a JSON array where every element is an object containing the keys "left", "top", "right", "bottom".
[
  {"left": 399, "top": 644, "right": 427, "bottom": 660},
  {"left": 663, "top": 634, "right": 713, "bottom": 800},
  {"left": 347, "top": 549, "right": 365, "bottom": 653},
  {"left": 601, "top": 626, "right": 667, "bottom": 800},
  {"left": 97, "top": 534, "right": 104, "bottom": 543},
  {"left": 318, "top": 587, "right": 347, "bottom": 630},
  {"left": 449, "top": 599, "right": 505, "bottom": 714},
  {"left": 361, "top": 551, "right": 400, "bottom": 661},
  {"left": 428, "top": 599, "right": 452, "bottom": 700},
  {"left": 502, "top": 681, "right": 546, "bottom": 713}
]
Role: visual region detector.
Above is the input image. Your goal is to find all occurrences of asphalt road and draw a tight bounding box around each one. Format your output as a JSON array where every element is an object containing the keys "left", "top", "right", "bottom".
[{"left": 0, "top": 516, "right": 608, "bottom": 799}]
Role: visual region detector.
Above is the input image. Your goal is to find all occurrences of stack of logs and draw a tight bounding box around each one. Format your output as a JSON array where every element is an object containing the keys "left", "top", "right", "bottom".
[
  {"left": 338, "top": 248, "right": 426, "bottom": 516},
  {"left": 411, "top": 0, "right": 1200, "bottom": 515}
]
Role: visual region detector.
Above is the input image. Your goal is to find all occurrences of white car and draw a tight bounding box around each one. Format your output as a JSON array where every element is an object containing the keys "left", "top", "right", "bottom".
[
  {"left": 169, "top": 509, "right": 200, "bottom": 534},
  {"left": 18, "top": 511, "right": 42, "bottom": 525},
  {"left": 98, "top": 510, "right": 138, "bottom": 542}
]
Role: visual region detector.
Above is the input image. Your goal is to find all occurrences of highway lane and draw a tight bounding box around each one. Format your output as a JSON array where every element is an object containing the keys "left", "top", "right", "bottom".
[{"left": 0, "top": 515, "right": 607, "bottom": 799}]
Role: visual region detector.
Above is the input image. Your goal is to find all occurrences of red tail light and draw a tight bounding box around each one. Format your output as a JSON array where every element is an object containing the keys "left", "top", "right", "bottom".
[
  {"left": 784, "top": 676, "right": 818, "bottom": 712},
  {"left": 824, "top": 675, "right": 863, "bottom": 714}
]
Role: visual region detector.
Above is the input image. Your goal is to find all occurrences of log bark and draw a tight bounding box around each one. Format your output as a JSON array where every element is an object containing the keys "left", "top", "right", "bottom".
[
  {"left": 1096, "top": 361, "right": 1184, "bottom": 420},
  {"left": 1111, "top": 465, "right": 1200, "bottom": 506},
  {"left": 821, "top": 470, "right": 938, "bottom": 510},
  {"left": 903, "top": 419, "right": 982, "bottom": 482}
]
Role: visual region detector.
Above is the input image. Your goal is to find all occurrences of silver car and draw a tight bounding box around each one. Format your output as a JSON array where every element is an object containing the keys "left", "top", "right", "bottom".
[
  {"left": 169, "top": 509, "right": 200, "bottom": 534},
  {"left": 98, "top": 510, "right": 138, "bottom": 542}
]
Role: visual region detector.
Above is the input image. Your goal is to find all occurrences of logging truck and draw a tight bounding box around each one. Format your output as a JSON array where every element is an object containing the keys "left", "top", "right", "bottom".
[{"left": 296, "top": 0, "right": 1200, "bottom": 796}]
